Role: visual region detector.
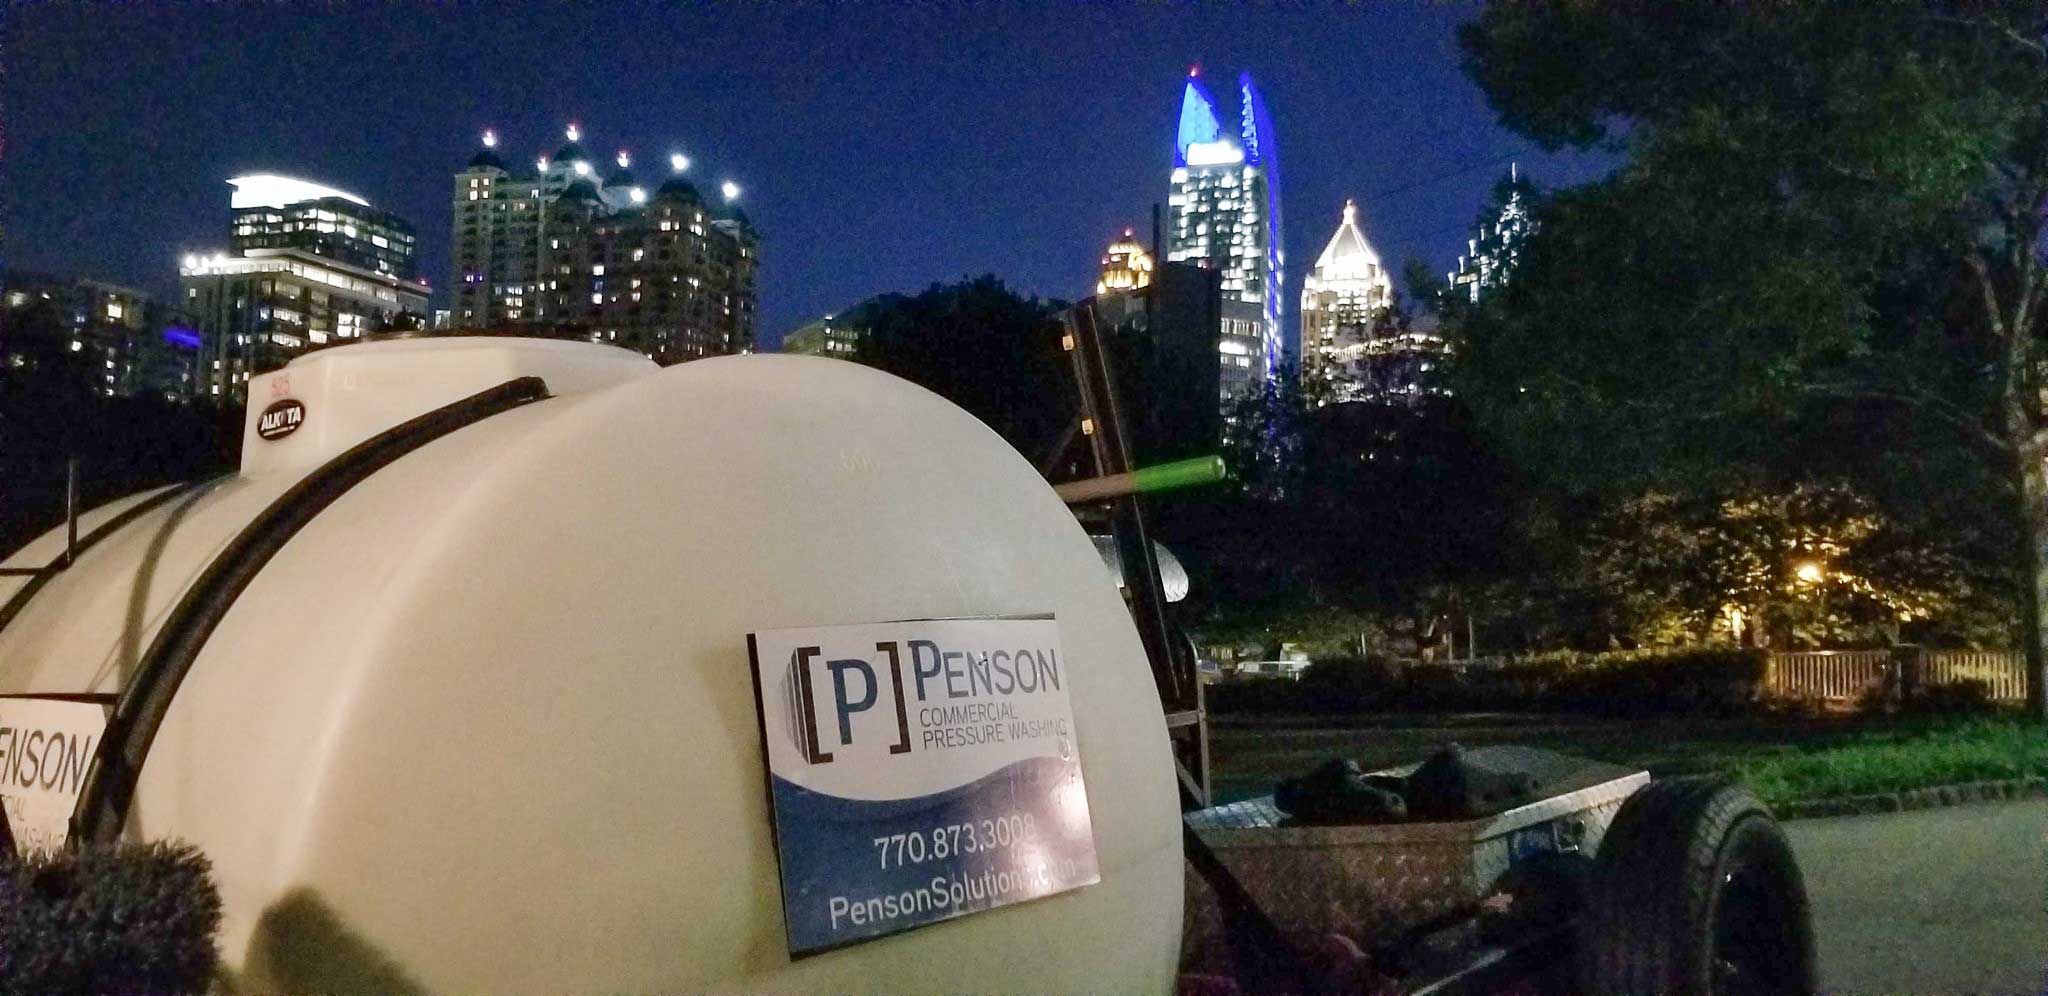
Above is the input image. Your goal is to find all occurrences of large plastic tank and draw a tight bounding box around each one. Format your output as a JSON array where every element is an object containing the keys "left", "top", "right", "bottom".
[{"left": 0, "top": 337, "right": 1183, "bottom": 992}]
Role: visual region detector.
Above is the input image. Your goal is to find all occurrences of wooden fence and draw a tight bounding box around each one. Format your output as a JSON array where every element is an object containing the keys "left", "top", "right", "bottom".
[
  {"left": 1766, "top": 648, "right": 2028, "bottom": 703},
  {"left": 1922, "top": 650, "right": 2028, "bottom": 702},
  {"left": 1764, "top": 650, "right": 1890, "bottom": 700}
]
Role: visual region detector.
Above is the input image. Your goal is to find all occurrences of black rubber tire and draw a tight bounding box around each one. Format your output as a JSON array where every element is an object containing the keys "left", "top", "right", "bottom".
[{"left": 1578, "top": 777, "right": 1817, "bottom": 996}]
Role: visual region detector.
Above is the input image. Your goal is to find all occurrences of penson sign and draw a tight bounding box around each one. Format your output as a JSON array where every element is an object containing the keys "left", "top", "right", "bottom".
[
  {"left": 747, "top": 616, "right": 1099, "bottom": 957},
  {"left": 0, "top": 696, "right": 108, "bottom": 854}
]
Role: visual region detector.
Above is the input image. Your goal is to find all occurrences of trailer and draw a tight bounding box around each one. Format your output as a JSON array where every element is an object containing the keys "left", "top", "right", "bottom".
[
  {"left": 1050, "top": 300, "right": 1818, "bottom": 996},
  {"left": 0, "top": 326, "right": 1817, "bottom": 994}
]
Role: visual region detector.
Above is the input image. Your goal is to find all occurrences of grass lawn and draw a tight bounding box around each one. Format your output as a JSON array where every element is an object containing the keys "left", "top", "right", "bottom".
[{"left": 1206, "top": 712, "right": 2048, "bottom": 809}]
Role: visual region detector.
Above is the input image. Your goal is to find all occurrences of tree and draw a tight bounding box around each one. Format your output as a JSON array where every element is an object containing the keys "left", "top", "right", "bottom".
[
  {"left": 852, "top": 277, "right": 1072, "bottom": 461},
  {"left": 1457, "top": 2, "right": 2048, "bottom": 715}
]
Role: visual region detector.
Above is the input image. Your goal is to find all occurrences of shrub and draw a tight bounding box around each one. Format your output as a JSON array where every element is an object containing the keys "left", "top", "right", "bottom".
[
  {"left": 1210, "top": 646, "right": 1769, "bottom": 717},
  {"left": 1902, "top": 679, "right": 2005, "bottom": 718},
  {"left": 1296, "top": 655, "right": 1404, "bottom": 711},
  {"left": 0, "top": 840, "right": 222, "bottom": 995}
]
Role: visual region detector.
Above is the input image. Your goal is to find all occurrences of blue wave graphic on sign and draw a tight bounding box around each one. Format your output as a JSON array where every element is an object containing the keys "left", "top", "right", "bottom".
[{"left": 770, "top": 756, "right": 1099, "bottom": 955}]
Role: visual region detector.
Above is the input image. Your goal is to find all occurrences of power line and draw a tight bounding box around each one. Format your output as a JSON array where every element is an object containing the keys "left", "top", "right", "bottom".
[{"left": 1351, "top": 147, "right": 1529, "bottom": 209}]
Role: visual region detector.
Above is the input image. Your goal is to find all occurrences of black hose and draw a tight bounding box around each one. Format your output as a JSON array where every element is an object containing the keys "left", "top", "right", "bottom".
[{"left": 70, "top": 377, "right": 550, "bottom": 845}]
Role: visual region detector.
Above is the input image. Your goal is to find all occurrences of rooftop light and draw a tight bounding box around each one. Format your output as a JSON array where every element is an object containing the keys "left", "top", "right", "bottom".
[
  {"left": 537, "top": 158, "right": 549, "bottom": 172},
  {"left": 629, "top": 187, "right": 647, "bottom": 204},
  {"left": 670, "top": 152, "right": 690, "bottom": 173},
  {"left": 721, "top": 180, "right": 741, "bottom": 201},
  {"left": 617, "top": 150, "right": 631, "bottom": 169},
  {"left": 482, "top": 130, "right": 498, "bottom": 149},
  {"left": 574, "top": 161, "right": 592, "bottom": 176},
  {"left": 228, "top": 174, "right": 369, "bottom": 210},
  {"left": 566, "top": 122, "right": 581, "bottom": 142}
]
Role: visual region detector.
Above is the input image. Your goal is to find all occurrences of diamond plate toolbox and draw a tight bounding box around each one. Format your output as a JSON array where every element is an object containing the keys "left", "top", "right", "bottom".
[{"left": 1180, "top": 746, "right": 1649, "bottom": 967}]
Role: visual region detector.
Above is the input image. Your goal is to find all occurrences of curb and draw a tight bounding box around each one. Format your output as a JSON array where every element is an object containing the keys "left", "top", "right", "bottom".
[{"left": 1775, "top": 775, "right": 2048, "bottom": 821}]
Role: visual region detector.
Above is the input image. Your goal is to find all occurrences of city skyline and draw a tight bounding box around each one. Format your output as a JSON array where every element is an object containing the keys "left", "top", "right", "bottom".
[{"left": 2, "top": 4, "right": 1615, "bottom": 349}]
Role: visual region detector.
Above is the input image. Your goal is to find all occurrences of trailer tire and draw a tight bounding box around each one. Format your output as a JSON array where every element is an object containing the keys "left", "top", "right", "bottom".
[{"left": 1578, "top": 777, "right": 1816, "bottom": 996}]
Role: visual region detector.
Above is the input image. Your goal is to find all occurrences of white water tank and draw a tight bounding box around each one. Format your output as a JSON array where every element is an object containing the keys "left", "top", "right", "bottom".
[{"left": 0, "top": 337, "right": 1182, "bottom": 993}]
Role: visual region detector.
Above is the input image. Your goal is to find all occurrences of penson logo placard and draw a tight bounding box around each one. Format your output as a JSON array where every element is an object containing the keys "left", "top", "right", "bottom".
[{"left": 747, "top": 616, "right": 1099, "bottom": 957}]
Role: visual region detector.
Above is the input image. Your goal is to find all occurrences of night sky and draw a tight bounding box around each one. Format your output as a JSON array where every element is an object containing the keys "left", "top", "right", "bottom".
[{"left": 3, "top": 3, "right": 1614, "bottom": 349}]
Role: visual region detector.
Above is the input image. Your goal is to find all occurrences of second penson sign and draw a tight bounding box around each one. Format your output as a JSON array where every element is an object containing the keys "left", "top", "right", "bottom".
[{"left": 747, "top": 616, "right": 1100, "bottom": 957}]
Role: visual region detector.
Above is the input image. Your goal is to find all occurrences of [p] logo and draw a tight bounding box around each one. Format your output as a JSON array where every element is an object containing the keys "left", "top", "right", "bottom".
[
  {"left": 257, "top": 399, "right": 306, "bottom": 441},
  {"left": 782, "top": 644, "right": 914, "bottom": 764}
]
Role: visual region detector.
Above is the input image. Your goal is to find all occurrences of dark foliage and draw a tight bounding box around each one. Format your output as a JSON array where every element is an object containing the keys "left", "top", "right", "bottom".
[
  {"left": 1211, "top": 648, "right": 1767, "bottom": 717},
  {"left": 0, "top": 841, "right": 222, "bottom": 995},
  {"left": 1454, "top": 1, "right": 2048, "bottom": 709},
  {"left": 1, "top": 350, "right": 237, "bottom": 558},
  {"left": 853, "top": 276, "right": 1073, "bottom": 462}
]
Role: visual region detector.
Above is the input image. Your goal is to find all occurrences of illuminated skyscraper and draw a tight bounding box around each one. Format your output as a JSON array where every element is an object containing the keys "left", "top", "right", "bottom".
[
  {"left": 1300, "top": 200, "right": 1394, "bottom": 403},
  {"left": 1166, "top": 68, "right": 1284, "bottom": 397},
  {"left": 1096, "top": 229, "right": 1154, "bottom": 295},
  {"left": 1448, "top": 163, "right": 1535, "bottom": 304},
  {"left": 179, "top": 175, "right": 430, "bottom": 400},
  {"left": 452, "top": 124, "right": 759, "bottom": 363}
]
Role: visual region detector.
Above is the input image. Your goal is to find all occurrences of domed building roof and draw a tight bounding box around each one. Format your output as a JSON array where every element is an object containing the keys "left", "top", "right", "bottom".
[
  {"left": 556, "top": 179, "right": 602, "bottom": 204},
  {"left": 715, "top": 205, "right": 753, "bottom": 229},
  {"left": 655, "top": 176, "right": 703, "bottom": 202},
  {"left": 466, "top": 148, "right": 508, "bottom": 171},
  {"left": 603, "top": 166, "right": 635, "bottom": 189},
  {"left": 553, "top": 140, "right": 590, "bottom": 165}
]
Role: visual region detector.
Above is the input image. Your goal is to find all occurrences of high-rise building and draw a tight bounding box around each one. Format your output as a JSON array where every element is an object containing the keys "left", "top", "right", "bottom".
[
  {"left": 1448, "top": 163, "right": 1535, "bottom": 304},
  {"left": 1096, "top": 229, "right": 1154, "bottom": 295},
  {"left": 1300, "top": 200, "right": 1400, "bottom": 404},
  {"left": 1087, "top": 259, "right": 1264, "bottom": 456},
  {"left": 2, "top": 271, "right": 203, "bottom": 401},
  {"left": 179, "top": 174, "right": 430, "bottom": 400},
  {"left": 229, "top": 174, "right": 419, "bottom": 280},
  {"left": 451, "top": 125, "right": 759, "bottom": 363},
  {"left": 1165, "top": 68, "right": 1284, "bottom": 395}
]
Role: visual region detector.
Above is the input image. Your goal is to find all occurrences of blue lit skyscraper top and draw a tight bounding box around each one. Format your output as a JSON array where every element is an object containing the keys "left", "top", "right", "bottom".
[
  {"left": 1175, "top": 72, "right": 1224, "bottom": 168},
  {"left": 1166, "top": 68, "right": 1286, "bottom": 399}
]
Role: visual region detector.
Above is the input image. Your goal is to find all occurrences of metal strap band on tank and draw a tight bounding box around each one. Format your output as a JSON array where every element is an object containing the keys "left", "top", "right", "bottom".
[
  {"left": 0, "top": 483, "right": 209, "bottom": 639},
  {"left": 69, "top": 376, "right": 552, "bottom": 846}
]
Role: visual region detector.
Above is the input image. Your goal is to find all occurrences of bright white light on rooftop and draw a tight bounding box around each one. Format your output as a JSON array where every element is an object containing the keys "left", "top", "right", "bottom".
[
  {"left": 670, "top": 152, "right": 690, "bottom": 173},
  {"left": 721, "top": 180, "right": 741, "bottom": 201},
  {"left": 1185, "top": 140, "right": 1246, "bottom": 167},
  {"left": 616, "top": 150, "right": 631, "bottom": 169},
  {"left": 537, "top": 158, "right": 549, "bottom": 172},
  {"left": 482, "top": 130, "right": 498, "bottom": 148},
  {"left": 566, "top": 123, "right": 581, "bottom": 142},
  {"left": 574, "top": 161, "right": 592, "bottom": 176},
  {"left": 228, "top": 174, "right": 369, "bottom": 210},
  {"left": 629, "top": 187, "right": 647, "bottom": 204}
]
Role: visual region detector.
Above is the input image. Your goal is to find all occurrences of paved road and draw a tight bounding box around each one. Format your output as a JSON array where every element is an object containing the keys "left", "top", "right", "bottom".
[{"left": 1786, "top": 799, "right": 2047, "bottom": 994}]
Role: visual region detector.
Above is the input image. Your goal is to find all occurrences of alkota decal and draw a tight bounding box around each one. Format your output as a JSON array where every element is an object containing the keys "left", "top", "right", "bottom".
[{"left": 257, "top": 399, "right": 306, "bottom": 441}]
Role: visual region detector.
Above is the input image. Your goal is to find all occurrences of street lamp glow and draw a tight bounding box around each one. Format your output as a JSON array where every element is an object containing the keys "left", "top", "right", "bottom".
[
  {"left": 1795, "top": 562, "right": 1824, "bottom": 584},
  {"left": 537, "top": 157, "right": 549, "bottom": 172},
  {"left": 721, "top": 180, "right": 741, "bottom": 201},
  {"left": 669, "top": 152, "right": 690, "bottom": 173},
  {"left": 481, "top": 129, "right": 497, "bottom": 148}
]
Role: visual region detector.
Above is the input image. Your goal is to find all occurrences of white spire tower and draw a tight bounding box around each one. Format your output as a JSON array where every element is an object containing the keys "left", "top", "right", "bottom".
[{"left": 1300, "top": 200, "right": 1398, "bottom": 403}]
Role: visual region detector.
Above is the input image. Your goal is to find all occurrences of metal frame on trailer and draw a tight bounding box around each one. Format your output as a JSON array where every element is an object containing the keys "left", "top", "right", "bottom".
[
  {"left": 0, "top": 479, "right": 208, "bottom": 638},
  {"left": 1044, "top": 302, "right": 1212, "bottom": 809}
]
